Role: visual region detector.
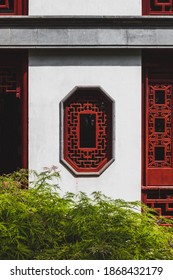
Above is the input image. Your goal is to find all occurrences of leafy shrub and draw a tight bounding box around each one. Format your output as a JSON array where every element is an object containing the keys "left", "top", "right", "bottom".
[{"left": 0, "top": 168, "right": 173, "bottom": 260}]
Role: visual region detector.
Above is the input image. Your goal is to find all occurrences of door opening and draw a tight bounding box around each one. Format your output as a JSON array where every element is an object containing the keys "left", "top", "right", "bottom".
[{"left": 0, "top": 52, "right": 28, "bottom": 175}]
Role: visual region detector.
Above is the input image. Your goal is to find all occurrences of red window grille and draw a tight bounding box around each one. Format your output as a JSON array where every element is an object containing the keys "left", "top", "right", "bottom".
[
  {"left": 0, "top": 0, "right": 28, "bottom": 15},
  {"left": 143, "top": 0, "right": 173, "bottom": 15},
  {"left": 60, "top": 87, "right": 114, "bottom": 176},
  {"left": 142, "top": 52, "right": 173, "bottom": 217},
  {"left": 142, "top": 187, "right": 173, "bottom": 218},
  {"left": 143, "top": 67, "right": 173, "bottom": 186},
  {"left": 0, "top": 51, "right": 28, "bottom": 174}
]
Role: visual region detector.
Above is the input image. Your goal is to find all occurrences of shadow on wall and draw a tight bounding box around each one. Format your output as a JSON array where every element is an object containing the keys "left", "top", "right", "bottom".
[{"left": 29, "top": 49, "right": 141, "bottom": 67}]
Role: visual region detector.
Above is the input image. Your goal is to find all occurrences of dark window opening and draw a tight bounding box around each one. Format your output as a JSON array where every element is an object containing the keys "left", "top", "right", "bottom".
[
  {"left": 80, "top": 114, "right": 96, "bottom": 148},
  {"left": 155, "top": 118, "right": 165, "bottom": 132},
  {"left": 155, "top": 146, "right": 165, "bottom": 161},
  {"left": 155, "top": 90, "right": 165, "bottom": 104}
]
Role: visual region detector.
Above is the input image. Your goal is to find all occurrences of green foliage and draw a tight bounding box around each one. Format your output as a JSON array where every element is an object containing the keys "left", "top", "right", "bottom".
[{"left": 0, "top": 167, "right": 173, "bottom": 260}]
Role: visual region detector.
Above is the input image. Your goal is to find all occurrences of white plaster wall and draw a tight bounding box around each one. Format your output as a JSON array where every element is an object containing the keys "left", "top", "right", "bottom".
[
  {"left": 29, "top": 0, "right": 141, "bottom": 16},
  {"left": 29, "top": 50, "right": 141, "bottom": 201}
]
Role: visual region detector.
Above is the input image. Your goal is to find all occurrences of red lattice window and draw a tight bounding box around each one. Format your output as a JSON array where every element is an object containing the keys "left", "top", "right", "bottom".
[
  {"left": 0, "top": 0, "right": 28, "bottom": 15},
  {"left": 142, "top": 187, "right": 173, "bottom": 218},
  {"left": 143, "top": 0, "right": 173, "bottom": 15},
  {"left": 0, "top": 52, "right": 27, "bottom": 174},
  {"left": 60, "top": 87, "right": 114, "bottom": 176},
  {"left": 143, "top": 67, "right": 173, "bottom": 186},
  {"left": 142, "top": 52, "right": 173, "bottom": 217},
  {"left": 147, "top": 83, "right": 172, "bottom": 169}
]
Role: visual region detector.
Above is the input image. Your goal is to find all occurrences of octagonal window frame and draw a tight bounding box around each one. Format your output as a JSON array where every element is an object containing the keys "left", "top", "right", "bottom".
[{"left": 60, "top": 86, "right": 115, "bottom": 177}]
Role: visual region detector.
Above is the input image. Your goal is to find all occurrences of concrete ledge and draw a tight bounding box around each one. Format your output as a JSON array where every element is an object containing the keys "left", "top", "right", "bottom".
[{"left": 0, "top": 16, "right": 173, "bottom": 48}]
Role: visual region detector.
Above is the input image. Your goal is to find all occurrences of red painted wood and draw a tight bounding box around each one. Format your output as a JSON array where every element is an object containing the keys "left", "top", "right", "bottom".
[
  {"left": 144, "top": 67, "right": 173, "bottom": 186},
  {"left": 0, "top": 0, "right": 28, "bottom": 15},
  {"left": 142, "top": 187, "right": 173, "bottom": 217},
  {"left": 145, "top": 69, "right": 173, "bottom": 185},
  {"left": 142, "top": 0, "right": 149, "bottom": 15},
  {"left": 142, "top": 51, "right": 173, "bottom": 217},
  {"left": 143, "top": 0, "right": 173, "bottom": 15},
  {"left": 63, "top": 88, "right": 112, "bottom": 174}
]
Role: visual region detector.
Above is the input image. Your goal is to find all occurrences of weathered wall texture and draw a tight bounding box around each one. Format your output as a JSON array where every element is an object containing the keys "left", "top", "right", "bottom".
[
  {"left": 29, "top": 50, "right": 141, "bottom": 201},
  {"left": 29, "top": 0, "right": 141, "bottom": 16}
]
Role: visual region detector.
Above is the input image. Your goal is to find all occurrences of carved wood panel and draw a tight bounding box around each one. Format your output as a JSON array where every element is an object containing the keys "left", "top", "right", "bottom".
[
  {"left": 144, "top": 68, "right": 173, "bottom": 186},
  {"left": 142, "top": 187, "right": 173, "bottom": 218},
  {"left": 143, "top": 0, "right": 173, "bottom": 15},
  {"left": 148, "top": 83, "right": 172, "bottom": 168},
  {"left": 62, "top": 87, "right": 114, "bottom": 175},
  {"left": 0, "top": 0, "right": 27, "bottom": 15}
]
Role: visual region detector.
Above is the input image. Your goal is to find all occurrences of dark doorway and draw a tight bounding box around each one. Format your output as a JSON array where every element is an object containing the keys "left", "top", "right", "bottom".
[
  {"left": 0, "top": 52, "right": 28, "bottom": 175},
  {"left": 0, "top": 92, "right": 22, "bottom": 174}
]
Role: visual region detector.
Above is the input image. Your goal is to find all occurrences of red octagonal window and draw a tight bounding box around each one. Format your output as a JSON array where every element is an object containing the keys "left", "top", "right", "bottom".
[{"left": 60, "top": 86, "right": 115, "bottom": 176}]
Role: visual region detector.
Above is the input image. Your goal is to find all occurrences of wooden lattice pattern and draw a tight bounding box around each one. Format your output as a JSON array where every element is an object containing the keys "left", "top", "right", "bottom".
[
  {"left": 148, "top": 83, "right": 172, "bottom": 167},
  {"left": 142, "top": 188, "right": 173, "bottom": 217},
  {"left": 0, "top": 0, "right": 9, "bottom": 8},
  {"left": 0, "top": 0, "right": 27, "bottom": 15},
  {"left": 143, "top": 0, "right": 173, "bottom": 14},
  {"left": 0, "top": 0, "right": 13, "bottom": 13},
  {"left": 64, "top": 93, "right": 109, "bottom": 173}
]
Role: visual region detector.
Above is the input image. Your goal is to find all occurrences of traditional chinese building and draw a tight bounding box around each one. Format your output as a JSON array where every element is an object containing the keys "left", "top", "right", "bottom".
[{"left": 0, "top": 0, "right": 173, "bottom": 217}]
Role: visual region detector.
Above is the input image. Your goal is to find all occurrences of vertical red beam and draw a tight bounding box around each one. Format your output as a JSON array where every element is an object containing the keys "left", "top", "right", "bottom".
[
  {"left": 17, "top": 0, "right": 28, "bottom": 15},
  {"left": 22, "top": 0, "right": 28, "bottom": 15},
  {"left": 145, "top": 69, "right": 149, "bottom": 187},
  {"left": 142, "top": 0, "right": 149, "bottom": 15},
  {"left": 142, "top": 66, "right": 148, "bottom": 187},
  {"left": 17, "top": 0, "right": 22, "bottom": 15}
]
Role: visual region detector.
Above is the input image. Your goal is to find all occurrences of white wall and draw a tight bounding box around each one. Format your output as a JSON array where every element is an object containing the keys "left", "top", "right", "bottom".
[
  {"left": 29, "top": 50, "right": 141, "bottom": 201},
  {"left": 29, "top": 0, "right": 141, "bottom": 16}
]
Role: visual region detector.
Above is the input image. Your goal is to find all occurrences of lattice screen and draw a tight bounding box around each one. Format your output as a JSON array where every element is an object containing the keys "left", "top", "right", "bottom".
[
  {"left": 143, "top": 0, "right": 173, "bottom": 14},
  {"left": 61, "top": 87, "right": 114, "bottom": 175},
  {"left": 0, "top": 0, "right": 27, "bottom": 15},
  {"left": 142, "top": 188, "right": 173, "bottom": 217},
  {"left": 143, "top": 63, "right": 173, "bottom": 217},
  {"left": 148, "top": 83, "right": 172, "bottom": 168}
]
